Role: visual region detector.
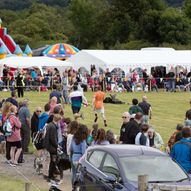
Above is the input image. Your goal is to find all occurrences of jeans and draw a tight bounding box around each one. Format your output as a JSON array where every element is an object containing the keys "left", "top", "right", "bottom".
[
  {"left": 71, "top": 160, "right": 78, "bottom": 186},
  {"left": 169, "top": 80, "right": 175, "bottom": 91},
  {"left": 142, "top": 115, "right": 149, "bottom": 124},
  {"left": 49, "top": 154, "right": 58, "bottom": 179},
  {"left": 21, "top": 125, "right": 30, "bottom": 153},
  {"left": 63, "top": 90, "right": 69, "bottom": 104}
]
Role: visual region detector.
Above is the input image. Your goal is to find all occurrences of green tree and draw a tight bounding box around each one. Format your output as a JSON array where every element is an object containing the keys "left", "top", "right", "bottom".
[
  {"left": 139, "top": 10, "right": 162, "bottom": 43},
  {"left": 183, "top": 0, "right": 191, "bottom": 18},
  {"left": 159, "top": 8, "right": 191, "bottom": 44},
  {"left": 67, "top": 0, "right": 97, "bottom": 48}
]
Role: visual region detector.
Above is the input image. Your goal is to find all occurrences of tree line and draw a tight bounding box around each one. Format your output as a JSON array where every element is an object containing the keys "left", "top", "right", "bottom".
[{"left": 1, "top": 0, "right": 191, "bottom": 50}]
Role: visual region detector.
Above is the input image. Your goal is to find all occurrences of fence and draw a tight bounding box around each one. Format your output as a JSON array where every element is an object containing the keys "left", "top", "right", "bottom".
[{"left": 138, "top": 175, "right": 191, "bottom": 191}]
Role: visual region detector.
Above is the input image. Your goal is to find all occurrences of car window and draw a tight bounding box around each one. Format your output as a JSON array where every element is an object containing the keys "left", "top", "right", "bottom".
[
  {"left": 120, "top": 156, "right": 188, "bottom": 182},
  {"left": 102, "top": 154, "right": 120, "bottom": 178},
  {"left": 88, "top": 150, "right": 105, "bottom": 169}
]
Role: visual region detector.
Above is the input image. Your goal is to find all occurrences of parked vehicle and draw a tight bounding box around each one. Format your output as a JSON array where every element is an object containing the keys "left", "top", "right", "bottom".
[{"left": 75, "top": 145, "right": 191, "bottom": 191}]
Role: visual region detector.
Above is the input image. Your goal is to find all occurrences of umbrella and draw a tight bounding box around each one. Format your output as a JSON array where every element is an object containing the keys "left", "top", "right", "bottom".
[{"left": 42, "top": 43, "right": 79, "bottom": 59}]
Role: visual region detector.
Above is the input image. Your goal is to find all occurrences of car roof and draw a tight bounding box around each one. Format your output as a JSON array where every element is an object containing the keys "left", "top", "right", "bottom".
[{"left": 87, "top": 145, "right": 167, "bottom": 157}]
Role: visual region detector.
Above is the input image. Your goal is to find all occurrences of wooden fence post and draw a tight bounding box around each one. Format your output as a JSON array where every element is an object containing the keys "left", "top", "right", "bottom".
[
  {"left": 25, "top": 182, "right": 31, "bottom": 191},
  {"left": 138, "top": 175, "right": 148, "bottom": 191}
]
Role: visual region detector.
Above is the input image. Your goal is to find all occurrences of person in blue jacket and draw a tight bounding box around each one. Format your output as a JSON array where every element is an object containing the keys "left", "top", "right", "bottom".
[
  {"left": 38, "top": 103, "right": 50, "bottom": 131},
  {"left": 170, "top": 127, "right": 191, "bottom": 173}
]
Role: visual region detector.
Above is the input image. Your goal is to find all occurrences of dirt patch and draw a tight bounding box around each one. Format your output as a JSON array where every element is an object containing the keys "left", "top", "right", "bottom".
[{"left": 0, "top": 154, "right": 72, "bottom": 191}]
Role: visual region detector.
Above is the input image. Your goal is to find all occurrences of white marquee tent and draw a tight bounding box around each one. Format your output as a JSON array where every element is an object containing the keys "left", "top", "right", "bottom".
[
  {"left": 0, "top": 56, "right": 72, "bottom": 76},
  {"left": 66, "top": 49, "right": 191, "bottom": 74}
]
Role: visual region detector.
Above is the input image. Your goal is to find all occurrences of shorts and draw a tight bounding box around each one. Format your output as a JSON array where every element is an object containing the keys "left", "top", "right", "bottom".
[
  {"left": 72, "top": 106, "right": 81, "bottom": 114},
  {"left": 94, "top": 107, "right": 104, "bottom": 114},
  {"left": 10, "top": 141, "right": 22, "bottom": 149}
]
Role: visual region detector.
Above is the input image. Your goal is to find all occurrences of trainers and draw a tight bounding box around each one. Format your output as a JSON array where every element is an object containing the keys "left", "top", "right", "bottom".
[
  {"left": 5, "top": 160, "right": 11, "bottom": 164},
  {"left": 10, "top": 162, "right": 16, "bottom": 167}
]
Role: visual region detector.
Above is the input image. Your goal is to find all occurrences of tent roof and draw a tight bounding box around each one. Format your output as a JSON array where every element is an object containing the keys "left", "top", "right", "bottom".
[
  {"left": 67, "top": 50, "right": 191, "bottom": 72},
  {"left": 0, "top": 56, "right": 72, "bottom": 76}
]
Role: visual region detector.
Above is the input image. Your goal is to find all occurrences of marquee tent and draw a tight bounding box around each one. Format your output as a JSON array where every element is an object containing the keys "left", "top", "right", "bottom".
[
  {"left": 66, "top": 50, "right": 191, "bottom": 74},
  {"left": 0, "top": 56, "right": 72, "bottom": 76}
]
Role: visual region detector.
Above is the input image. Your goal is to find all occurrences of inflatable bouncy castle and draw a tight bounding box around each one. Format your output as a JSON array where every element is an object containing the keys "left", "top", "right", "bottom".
[{"left": 0, "top": 18, "right": 32, "bottom": 58}]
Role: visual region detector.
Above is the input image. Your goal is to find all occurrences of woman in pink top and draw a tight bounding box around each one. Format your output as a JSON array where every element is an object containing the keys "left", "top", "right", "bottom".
[{"left": 7, "top": 105, "right": 22, "bottom": 166}]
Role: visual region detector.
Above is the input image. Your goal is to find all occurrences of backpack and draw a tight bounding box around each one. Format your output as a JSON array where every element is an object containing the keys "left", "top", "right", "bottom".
[
  {"left": 33, "top": 125, "right": 47, "bottom": 150},
  {"left": 3, "top": 115, "right": 14, "bottom": 137}
]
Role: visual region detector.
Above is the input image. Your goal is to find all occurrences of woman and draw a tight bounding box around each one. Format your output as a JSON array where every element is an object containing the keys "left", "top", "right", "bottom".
[
  {"left": 147, "top": 128, "right": 164, "bottom": 149},
  {"left": 70, "top": 124, "right": 88, "bottom": 188},
  {"left": 31, "top": 107, "right": 42, "bottom": 139},
  {"left": 7, "top": 105, "right": 22, "bottom": 166},
  {"left": 106, "top": 129, "right": 116, "bottom": 144},
  {"left": 67, "top": 121, "right": 79, "bottom": 156},
  {"left": 92, "top": 128, "right": 110, "bottom": 145},
  {"left": 2, "top": 102, "right": 12, "bottom": 162}
]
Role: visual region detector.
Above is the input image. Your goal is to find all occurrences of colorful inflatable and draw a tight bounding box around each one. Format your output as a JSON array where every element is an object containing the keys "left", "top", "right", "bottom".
[
  {"left": 0, "top": 18, "right": 32, "bottom": 58},
  {"left": 42, "top": 43, "right": 79, "bottom": 60}
]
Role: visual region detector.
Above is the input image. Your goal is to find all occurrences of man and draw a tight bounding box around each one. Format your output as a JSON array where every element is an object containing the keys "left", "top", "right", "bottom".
[
  {"left": 129, "top": 98, "right": 143, "bottom": 115},
  {"left": 18, "top": 99, "right": 31, "bottom": 153},
  {"left": 62, "top": 71, "right": 69, "bottom": 104},
  {"left": 170, "top": 127, "right": 191, "bottom": 173},
  {"left": 168, "top": 68, "right": 176, "bottom": 92},
  {"left": 167, "top": 124, "right": 183, "bottom": 152},
  {"left": 119, "top": 112, "right": 131, "bottom": 144},
  {"left": 69, "top": 85, "right": 88, "bottom": 117},
  {"left": 2, "top": 65, "right": 9, "bottom": 91},
  {"left": 50, "top": 84, "right": 63, "bottom": 104},
  {"left": 105, "top": 68, "right": 112, "bottom": 88},
  {"left": 44, "top": 114, "right": 61, "bottom": 181},
  {"left": 138, "top": 96, "right": 152, "bottom": 124},
  {"left": 120, "top": 112, "right": 142, "bottom": 144},
  {"left": 92, "top": 86, "right": 107, "bottom": 127},
  {"left": 6, "top": 91, "right": 18, "bottom": 107},
  {"left": 15, "top": 71, "right": 25, "bottom": 98}
]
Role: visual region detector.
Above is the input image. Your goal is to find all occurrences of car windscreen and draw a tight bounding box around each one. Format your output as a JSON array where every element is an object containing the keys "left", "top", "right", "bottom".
[{"left": 120, "top": 156, "right": 188, "bottom": 182}]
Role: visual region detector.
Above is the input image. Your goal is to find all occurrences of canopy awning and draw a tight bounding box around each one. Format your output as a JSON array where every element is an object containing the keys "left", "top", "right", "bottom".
[
  {"left": 0, "top": 56, "right": 72, "bottom": 76},
  {"left": 67, "top": 50, "right": 191, "bottom": 74}
]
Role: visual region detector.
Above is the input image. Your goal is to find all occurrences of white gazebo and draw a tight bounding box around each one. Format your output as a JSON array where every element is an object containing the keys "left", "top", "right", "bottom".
[
  {"left": 0, "top": 56, "right": 72, "bottom": 76},
  {"left": 66, "top": 49, "right": 191, "bottom": 74}
]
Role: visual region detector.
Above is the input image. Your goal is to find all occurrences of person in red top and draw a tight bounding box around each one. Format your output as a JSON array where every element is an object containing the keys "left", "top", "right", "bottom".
[
  {"left": 92, "top": 86, "right": 107, "bottom": 127},
  {"left": 7, "top": 105, "right": 22, "bottom": 166}
]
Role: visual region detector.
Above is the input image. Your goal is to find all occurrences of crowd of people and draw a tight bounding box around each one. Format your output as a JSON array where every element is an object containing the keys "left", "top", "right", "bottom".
[
  {"left": 0, "top": 77, "right": 191, "bottom": 190},
  {"left": 1, "top": 65, "right": 191, "bottom": 97}
]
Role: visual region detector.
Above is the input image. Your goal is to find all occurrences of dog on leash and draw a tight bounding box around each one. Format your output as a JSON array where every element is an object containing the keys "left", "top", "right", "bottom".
[{"left": 0, "top": 141, "right": 6, "bottom": 154}]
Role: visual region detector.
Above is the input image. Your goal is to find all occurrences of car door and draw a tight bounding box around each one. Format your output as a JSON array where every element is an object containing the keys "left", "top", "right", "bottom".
[
  {"left": 83, "top": 150, "right": 107, "bottom": 191},
  {"left": 100, "top": 154, "right": 125, "bottom": 191}
]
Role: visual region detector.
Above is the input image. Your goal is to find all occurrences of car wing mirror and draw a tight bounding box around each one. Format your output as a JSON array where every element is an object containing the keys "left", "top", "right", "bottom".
[{"left": 104, "top": 175, "right": 117, "bottom": 183}]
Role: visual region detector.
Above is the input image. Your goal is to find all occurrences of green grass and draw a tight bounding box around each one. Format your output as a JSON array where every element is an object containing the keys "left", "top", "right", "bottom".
[
  {"left": 0, "top": 90, "right": 190, "bottom": 189},
  {"left": 0, "top": 177, "right": 47, "bottom": 191},
  {"left": 0, "top": 90, "right": 189, "bottom": 144}
]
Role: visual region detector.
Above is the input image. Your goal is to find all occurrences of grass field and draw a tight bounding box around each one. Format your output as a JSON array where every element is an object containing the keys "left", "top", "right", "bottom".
[
  {"left": 0, "top": 90, "right": 190, "bottom": 190},
  {"left": 0, "top": 90, "right": 190, "bottom": 143}
]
